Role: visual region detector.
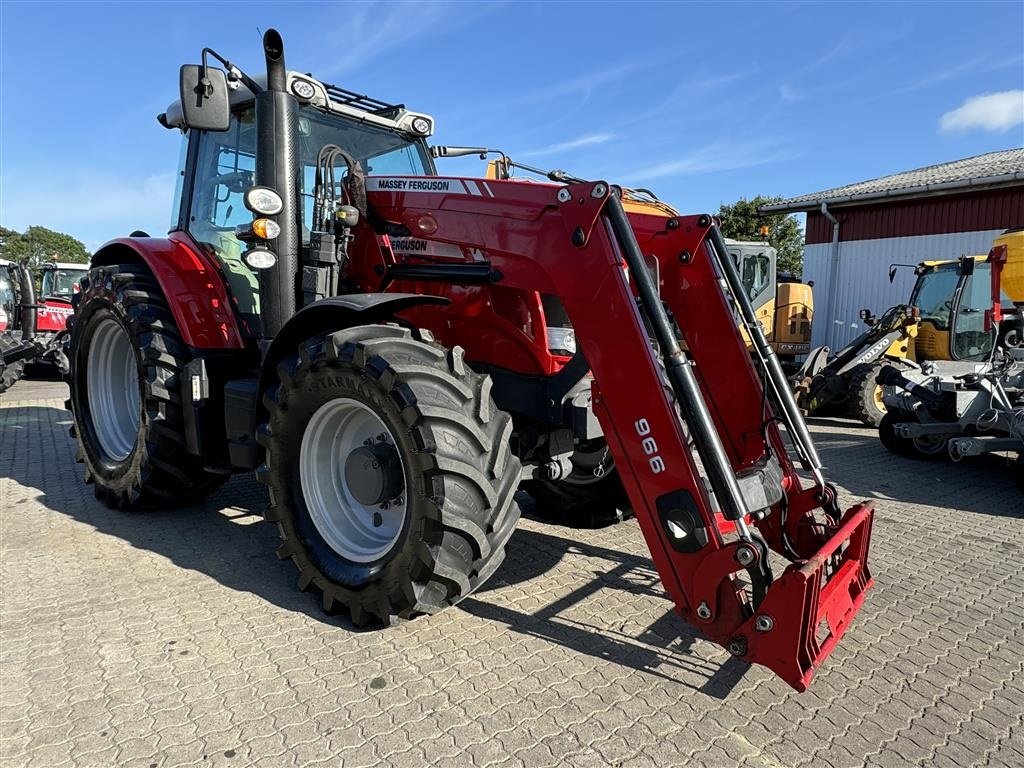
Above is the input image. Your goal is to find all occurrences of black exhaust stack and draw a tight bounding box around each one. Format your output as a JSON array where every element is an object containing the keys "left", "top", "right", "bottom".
[
  {"left": 255, "top": 29, "right": 299, "bottom": 339},
  {"left": 16, "top": 265, "right": 37, "bottom": 341}
]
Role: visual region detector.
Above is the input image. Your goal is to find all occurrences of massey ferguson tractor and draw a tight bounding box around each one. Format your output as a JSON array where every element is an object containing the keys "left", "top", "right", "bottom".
[
  {"left": 0, "top": 260, "right": 76, "bottom": 393},
  {"left": 66, "top": 30, "right": 875, "bottom": 690}
]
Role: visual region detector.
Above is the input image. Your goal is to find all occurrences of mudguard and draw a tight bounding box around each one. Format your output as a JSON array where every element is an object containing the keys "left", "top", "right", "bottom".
[
  {"left": 90, "top": 232, "right": 245, "bottom": 349},
  {"left": 257, "top": 293, "right": 449, "bottom": 396}
]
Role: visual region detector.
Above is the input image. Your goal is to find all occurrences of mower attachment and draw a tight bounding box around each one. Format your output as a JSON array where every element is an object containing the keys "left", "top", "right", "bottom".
[{"left": 740, "top": 502, "right": 874, "bottom": 691}]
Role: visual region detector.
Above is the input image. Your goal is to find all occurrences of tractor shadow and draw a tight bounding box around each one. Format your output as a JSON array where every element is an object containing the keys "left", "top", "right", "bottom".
[
  {"left": 3, "top": 404, "right": 750, "bottom": 696},
  {"left": 467, "top": 520, "right": 751, "bottom": 697},
  {"left": 804, "top": 416, "right": 1023, "bottom": 517}
]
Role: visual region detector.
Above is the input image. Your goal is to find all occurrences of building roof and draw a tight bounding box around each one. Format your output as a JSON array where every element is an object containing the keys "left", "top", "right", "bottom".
[{"left": 761, "top": 148, "right": 1024, "bottom": 214}]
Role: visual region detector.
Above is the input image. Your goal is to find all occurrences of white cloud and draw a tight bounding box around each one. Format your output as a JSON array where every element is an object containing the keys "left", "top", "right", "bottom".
[
  {"left": 939, "top": 90, "right": 1024, "bottom": 133},
  {"left": 622, "top": 140, "right": 796, "bottom": 183},
  {"left": 520, "top": 133, "right": 615, "bottom": 158}
]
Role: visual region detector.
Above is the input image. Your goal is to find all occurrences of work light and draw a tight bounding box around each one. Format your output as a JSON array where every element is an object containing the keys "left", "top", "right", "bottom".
[
  {"left": 244, "top": 186, "right": 284, "bottom": 216},
  {"left": 243, "top": 248, "right": 277, "bottom": 270}
]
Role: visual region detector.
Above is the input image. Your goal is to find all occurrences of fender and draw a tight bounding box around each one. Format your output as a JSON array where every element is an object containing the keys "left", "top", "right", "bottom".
[
  {"left": 90, "top": 232, "right": 245, "bottom": 349},
  {"left": 258, "top": 293, "right": 449, "bottom": 397}
]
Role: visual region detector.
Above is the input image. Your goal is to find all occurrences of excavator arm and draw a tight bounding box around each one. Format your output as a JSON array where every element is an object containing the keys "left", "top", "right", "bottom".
[{"left": 363, "top": 176, "right": 874, "bottom": 691}]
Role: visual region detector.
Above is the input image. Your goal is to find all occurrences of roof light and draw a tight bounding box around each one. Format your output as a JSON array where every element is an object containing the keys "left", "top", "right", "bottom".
[
  {"left": 411, "top": 117, "right": 431, "bottom": 136},
  {"left": 244, "top": 186, "right": 284, "bottom": 216},
  {"left": 291, "top": 79, "right": 316, "bottom": 101},
  {"left": 243, "top": 248, "right": 277, "bottom": 270}
]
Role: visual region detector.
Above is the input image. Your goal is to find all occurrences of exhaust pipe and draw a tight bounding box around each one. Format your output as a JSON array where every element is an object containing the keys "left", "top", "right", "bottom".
[
  {"left": 16, "top": 265, "right": 36, "bottom": 341},
  {"left": 255, "top": 28, "right": 299, "bottom": 339}
]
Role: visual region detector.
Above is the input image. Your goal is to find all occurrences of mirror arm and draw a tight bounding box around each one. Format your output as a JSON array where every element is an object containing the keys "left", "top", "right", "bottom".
[{"left": 201, "top": 47, "right": 263, "bottom": 95}]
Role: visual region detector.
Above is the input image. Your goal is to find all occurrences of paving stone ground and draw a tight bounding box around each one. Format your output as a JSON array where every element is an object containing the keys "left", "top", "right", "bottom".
[{"left": 1, "top": 378, "right": 1022, "bottom": 768}]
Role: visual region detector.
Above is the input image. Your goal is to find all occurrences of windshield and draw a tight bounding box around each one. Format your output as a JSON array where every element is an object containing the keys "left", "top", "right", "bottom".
[
  {"left": 186, "top": 104, "right": 432, "bottom": 329},
  {"left": 909, "top": 264, "right": 959, "bottom": 329},
  {"left": 41, "top": 267, "right": 86, "bottom": 297}
]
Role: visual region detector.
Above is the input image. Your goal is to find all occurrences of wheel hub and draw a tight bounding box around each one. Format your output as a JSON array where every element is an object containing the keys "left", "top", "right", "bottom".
[
  {"left": 344, "top": 442, "right": 403, "bottom": 506},
  {"left": 86, "top": 318, "right": 141, "bottom": 461}
]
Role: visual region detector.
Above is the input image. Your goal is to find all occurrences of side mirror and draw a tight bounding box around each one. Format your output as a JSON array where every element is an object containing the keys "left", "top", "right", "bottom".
[
  {"left": 958, "top": 256, "right": 976, "bottom": 277},
  {"left": 859, "top": 308, "right": 877, "bottom": 327},
  {"left": 179, "top": 65, "right": 230, "bottom": 131},
  {"left": 888, "top": 266, "right": 898, "bottom": 284}
]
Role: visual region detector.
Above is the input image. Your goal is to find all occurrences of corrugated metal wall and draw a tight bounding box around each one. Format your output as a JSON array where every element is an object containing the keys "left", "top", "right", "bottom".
[
  {"left": 803, "top": 229, "right": 1006, "bottom": 350},
  {"left": 805, "top": 187, "right": 1023, "bottom": 244}
]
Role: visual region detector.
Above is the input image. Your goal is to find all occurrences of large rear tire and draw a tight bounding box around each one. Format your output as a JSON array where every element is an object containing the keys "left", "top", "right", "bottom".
[
  {"left": 68, "top": 265, "right": 227, "bottom": 508},
  {"left": 0, "top": 333, "right": 26, "bottom": 394},
  {"left": 258, "top": 325, "right": 521, "bottom": 625}
]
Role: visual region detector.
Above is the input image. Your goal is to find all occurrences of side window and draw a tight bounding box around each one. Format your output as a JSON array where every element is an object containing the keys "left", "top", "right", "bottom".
[
  {"left": 953, "top": 264, "right": 997, "bottom": 361},
  {"left": 187, "top": 109, "right": 261, "bottom": 323},
  {"left": 742, "top": 254, "right": 773, "bottom": 304}
]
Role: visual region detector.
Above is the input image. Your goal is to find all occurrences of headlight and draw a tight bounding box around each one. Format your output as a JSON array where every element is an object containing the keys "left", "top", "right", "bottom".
[
  {"left": 251, "top": 218, "right": 281, "bottom": 240},
  {"left": 244, "top": 186, "right": 284, "bottom": 216},
  {"left": 243, "top": 248, "right": 277, "bottom": 270},
  {"left": 410, "top": 116, "right": 431, "bottom": 136}
]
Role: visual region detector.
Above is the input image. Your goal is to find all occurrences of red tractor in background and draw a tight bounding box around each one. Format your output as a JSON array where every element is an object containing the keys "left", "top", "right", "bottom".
[
  {"left": 0, "top": 260, "right": 80, "bottom": 392},
  {"left": 66, "top": 30, "right": 874, "bottom": 691}
]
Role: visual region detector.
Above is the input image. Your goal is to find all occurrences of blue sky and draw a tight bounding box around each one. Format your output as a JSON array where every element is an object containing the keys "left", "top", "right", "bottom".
[{"left": 1, "top": 0, "right": 1022, "bottom": 252}]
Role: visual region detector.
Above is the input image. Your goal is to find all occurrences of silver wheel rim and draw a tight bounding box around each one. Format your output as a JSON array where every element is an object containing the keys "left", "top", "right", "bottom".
[
  {"left": 299, "top": 397, "right": 408, "bottom": 562},
  {"left": 86, "top": 318, "right": 141, "bottom": 461}
]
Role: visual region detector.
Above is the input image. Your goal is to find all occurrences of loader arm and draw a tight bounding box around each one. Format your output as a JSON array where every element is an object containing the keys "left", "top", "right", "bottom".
[{"left": 362, "top": 177, "right": 874, "bottom": 691}]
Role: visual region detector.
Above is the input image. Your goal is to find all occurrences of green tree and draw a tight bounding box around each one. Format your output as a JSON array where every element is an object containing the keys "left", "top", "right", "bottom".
[
  {"left": 717, "top": 195, "right": 804, "bottom": 277},
  {"left": 0, "top": 225, "right": 90, "bottom": 269}
]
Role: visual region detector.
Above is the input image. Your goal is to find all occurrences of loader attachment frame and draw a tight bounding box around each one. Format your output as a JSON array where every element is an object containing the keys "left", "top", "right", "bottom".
[{"left": 363, "top": 177, "right": 874, "bottom": 690}]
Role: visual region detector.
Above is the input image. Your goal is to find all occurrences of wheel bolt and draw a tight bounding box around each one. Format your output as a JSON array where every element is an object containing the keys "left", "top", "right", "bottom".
[{"left": 372, "top": 512, "right": 383, "bottom": 527}]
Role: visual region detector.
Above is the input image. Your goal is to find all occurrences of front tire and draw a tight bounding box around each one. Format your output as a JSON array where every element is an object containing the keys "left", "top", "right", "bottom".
[
  {"left": 878, "top": 410, "right": 948, "bottom": 461},
  {"left": 0, "top": 333, "right": 26, "bottom": 394},
  {"left": 847, "top": 362, "right": 887, "bottom": 427},
  {"left": 68, "top": 265, "right": 226, "bottom": 508},
  {"left": 258, "top": 325, "right": 521, "bottom": 625}
]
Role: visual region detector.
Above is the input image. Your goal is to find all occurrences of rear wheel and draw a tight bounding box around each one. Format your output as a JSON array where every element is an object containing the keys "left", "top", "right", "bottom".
[
  {"left": 68, "top": 265, "right": 227, "bottom": 508},
  {"left": 0, "top": 333, "right": 26, "bottom": 394},
  {"left": 258, "top": 325, "right": 521, "bottom": 625},
  {"left": 847, "top": 362, "right": 887, "bottom": 427},
  {"left": 523, "top": 439, "right": 631, "bottom": 528}
]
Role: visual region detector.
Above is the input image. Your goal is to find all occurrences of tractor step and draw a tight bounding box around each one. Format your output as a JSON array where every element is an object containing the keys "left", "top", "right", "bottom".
[{"left": 739, "top": 502, "right": 874, "bottom": 691}]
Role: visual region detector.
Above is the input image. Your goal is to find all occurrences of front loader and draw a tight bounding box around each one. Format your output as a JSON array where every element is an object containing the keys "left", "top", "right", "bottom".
[{"left": 66, "top": 30, "right": 874, "bottom": 690}]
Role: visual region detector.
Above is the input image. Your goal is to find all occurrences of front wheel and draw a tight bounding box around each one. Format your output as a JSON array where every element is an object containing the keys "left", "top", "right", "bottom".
[
  {"left": 847, "top": 362, "right": 888, "bottom": 427},
  {"left": 878, "top": 410, "right": 948, "bottom": 461},
  {"left": 0, "top": 333, "right": 26, "bottom": 394},
  {"left": 258, "top": 325, "right": 522, "bottom": 625}
]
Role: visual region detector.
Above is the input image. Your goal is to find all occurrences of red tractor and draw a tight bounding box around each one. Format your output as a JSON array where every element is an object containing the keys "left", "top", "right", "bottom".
[
  {"left": 66, "top": 31, "right": 874, "bottom": 690},
  {"left": 0, "top": 260, "right": 78, "bottom": 392}
]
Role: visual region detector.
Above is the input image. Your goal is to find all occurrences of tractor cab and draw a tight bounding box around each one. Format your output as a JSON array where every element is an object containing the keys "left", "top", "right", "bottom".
[
  {"left": 909, "top": 255, "right": 1011, "bottom": 362},
  {"left": 160, "top": 71, "right": 437, "bottom": 335},
  {"left": 0, "top": 260, "right": 14, "bottom": 332},
  {"left": 40, "top": 262, "right": 87, "bottom": 299}
]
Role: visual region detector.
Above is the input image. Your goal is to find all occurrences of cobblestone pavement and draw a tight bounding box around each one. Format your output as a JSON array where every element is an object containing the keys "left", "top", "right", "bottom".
[{"left": 2, "top": 379, "right": 1022, "bottom": 767}]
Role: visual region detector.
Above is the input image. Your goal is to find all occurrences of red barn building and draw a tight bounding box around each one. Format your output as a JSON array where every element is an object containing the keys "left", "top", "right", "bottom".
[{"left": 762, "top": 148, "right": 1023, "bottom": 350}]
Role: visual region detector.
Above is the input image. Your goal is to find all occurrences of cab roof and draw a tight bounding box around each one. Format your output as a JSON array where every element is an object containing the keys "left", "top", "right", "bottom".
[{"left": 160, "top": 70, "right": 435, "bottom": 138}]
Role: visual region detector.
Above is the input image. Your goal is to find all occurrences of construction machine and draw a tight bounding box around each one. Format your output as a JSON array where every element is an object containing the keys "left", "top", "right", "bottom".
[
  {"left": 0, "top": 260, "right": 75, "bottom": 393},
  {"left": 65, "top": 30, "right": 875, "bottom": 691},
  {"left": 796, "top": 252, "right": 1003, "bottom": 427},
  {"left": 878, "top": 229, "right": 1023, "bottom": 473}
]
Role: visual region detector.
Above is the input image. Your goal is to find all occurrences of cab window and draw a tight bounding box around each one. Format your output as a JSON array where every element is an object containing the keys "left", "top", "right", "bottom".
[{"left": 952, "top": 262, "right": 1001, "bottom": 361}]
